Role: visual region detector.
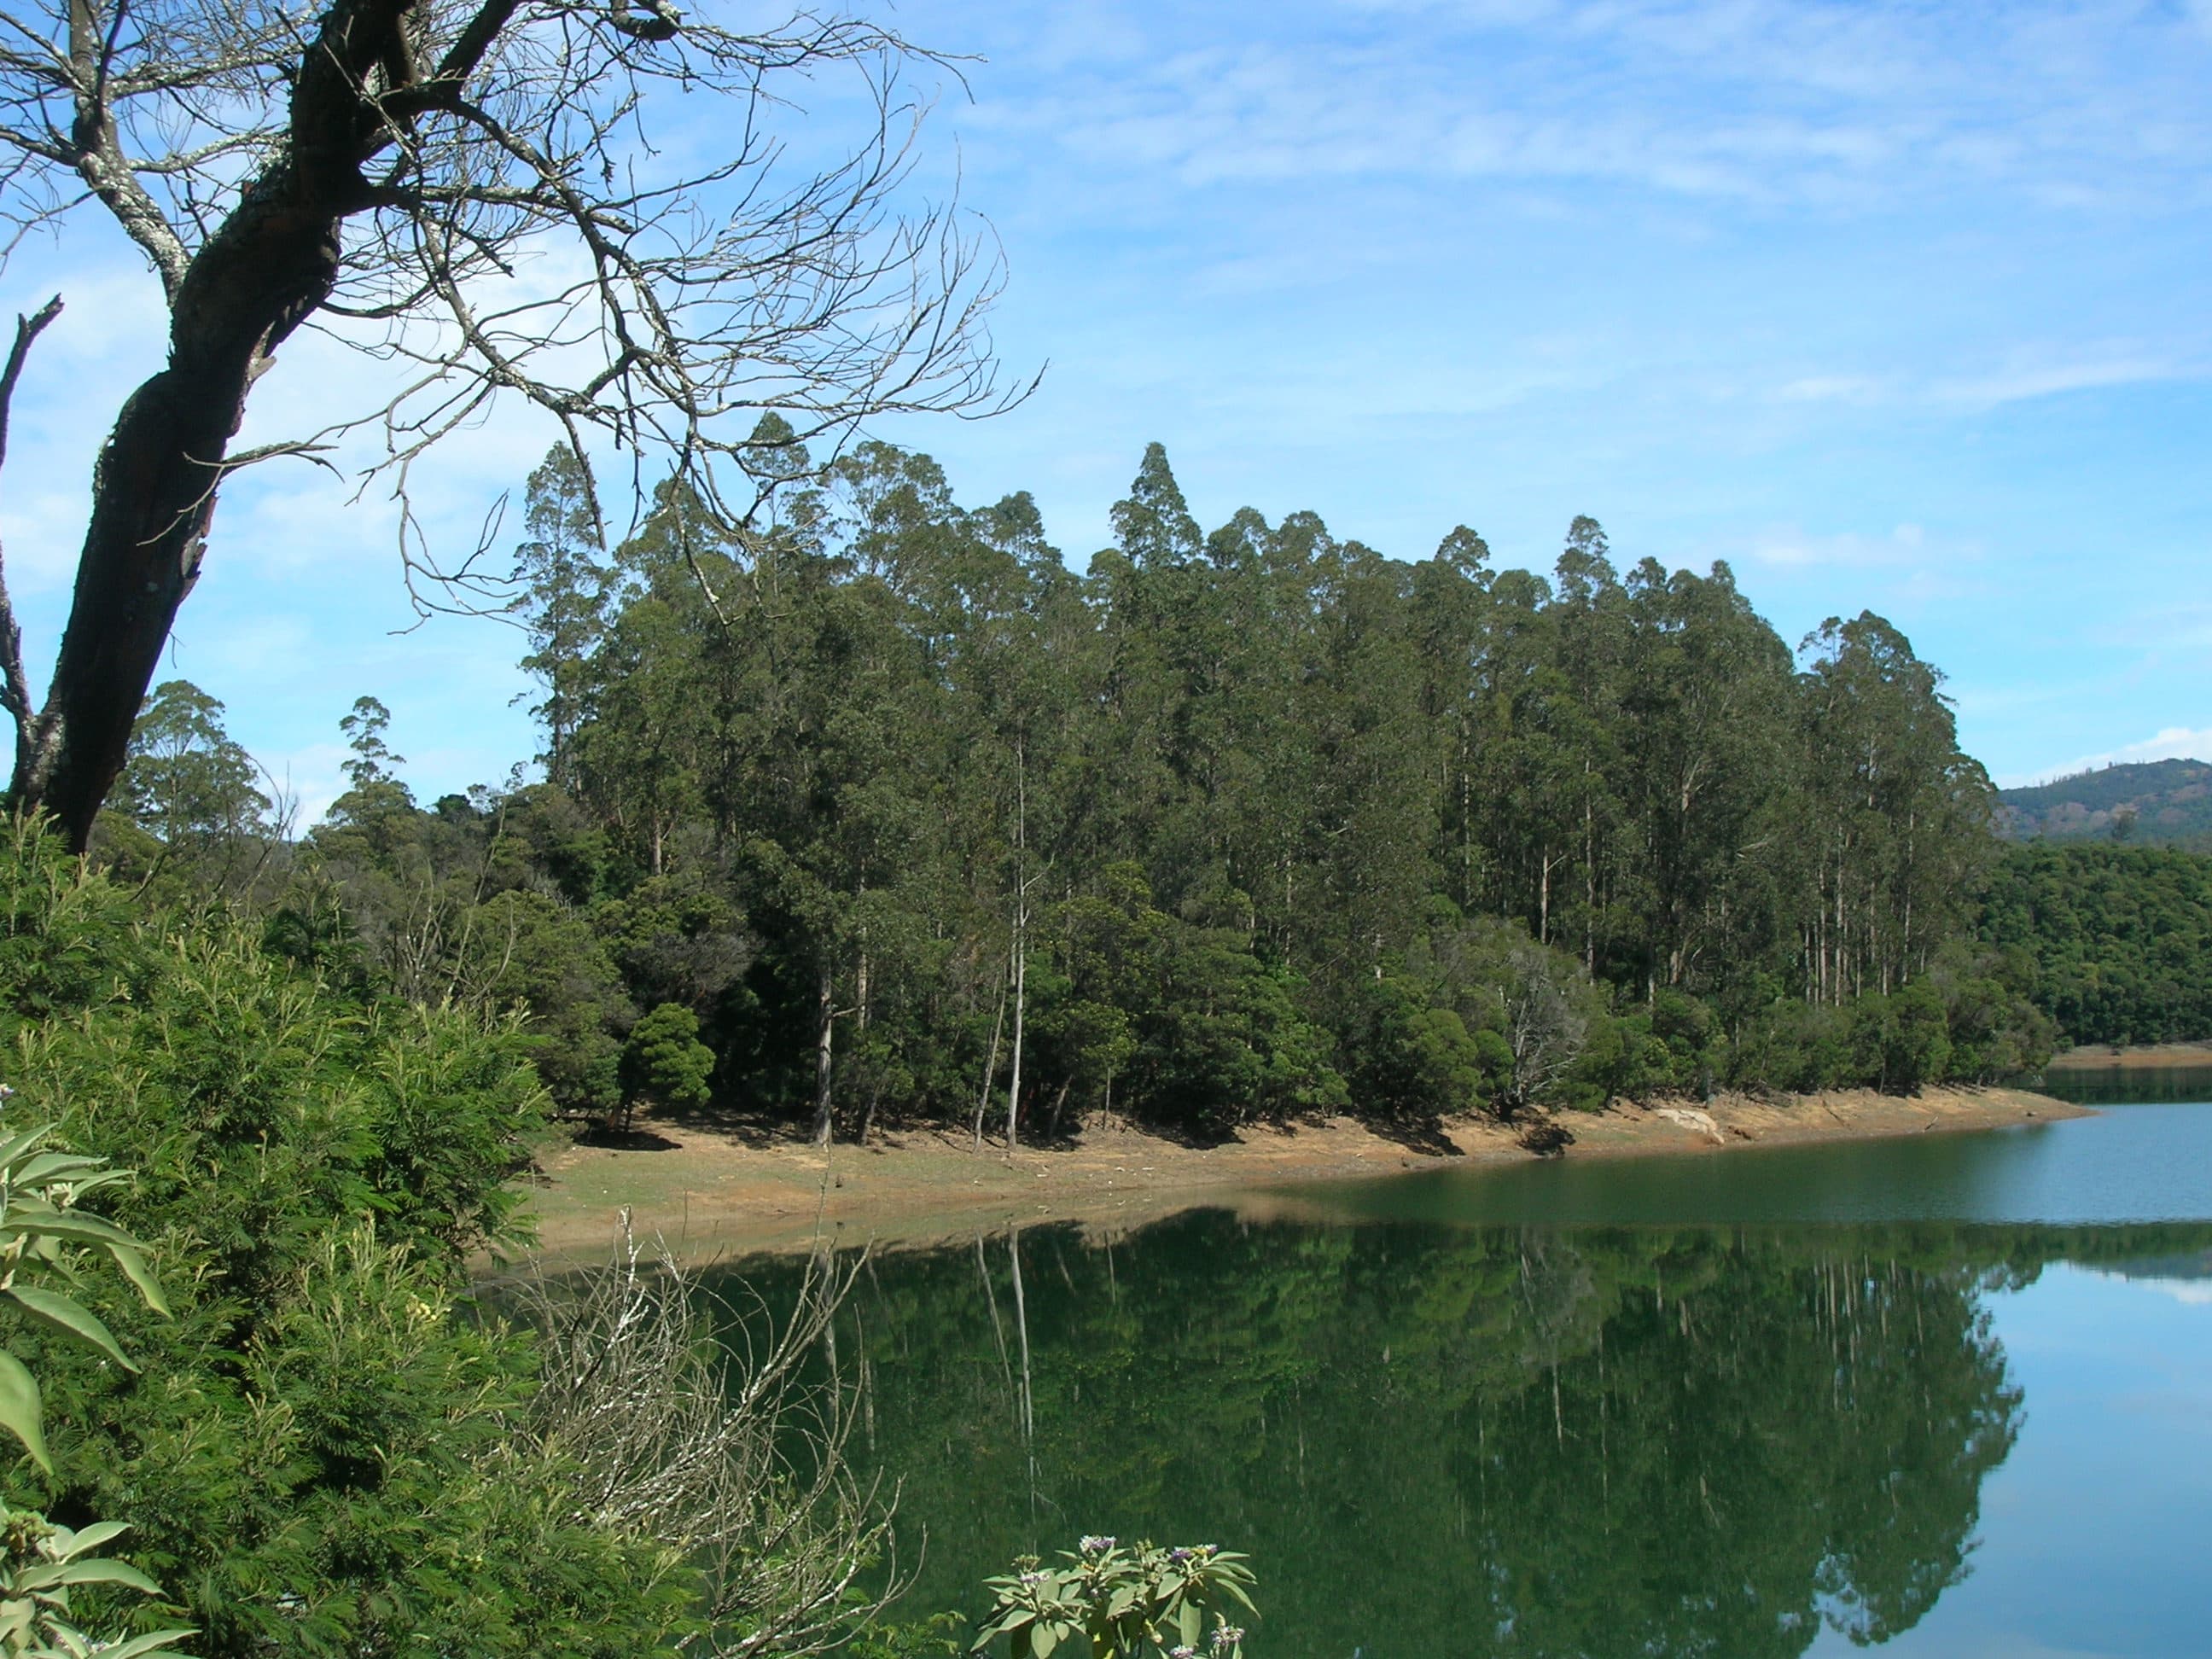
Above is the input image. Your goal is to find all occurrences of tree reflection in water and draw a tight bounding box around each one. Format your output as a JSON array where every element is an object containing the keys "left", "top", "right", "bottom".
[{"left": 709, "top": 1217, "right": 2212, "bottom": 1658}]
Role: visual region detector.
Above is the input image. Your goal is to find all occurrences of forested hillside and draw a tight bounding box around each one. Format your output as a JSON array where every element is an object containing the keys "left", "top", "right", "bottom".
[
  {"left": 1997, "top": 759, "right": 2212, "bottom": 846},
  {"left": 1981, "top": 844, "right": 2212, "bottom": 1046},
  {"left": 101, "top": 436, "right": 2052, "bottom": 1138}
]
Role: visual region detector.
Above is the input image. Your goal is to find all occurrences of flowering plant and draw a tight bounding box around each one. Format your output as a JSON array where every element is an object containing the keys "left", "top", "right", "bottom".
[{"left": 970, "top": 1536, "right": 1253, "bottom": 1659}]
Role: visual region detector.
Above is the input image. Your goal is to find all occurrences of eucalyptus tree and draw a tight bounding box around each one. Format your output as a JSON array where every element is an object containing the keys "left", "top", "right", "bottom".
[
  {"left": 114, "top": 678, "right": 272, "bottom": 847},
  {"left": 575, "top": 476, "right": 728, "bottom": 875},
  {"left": 1409, "top": 526, "right": 1496, "bottom": 921},
  {"left": 1547, "top": 520, "right": 1633, "bottom": 973},
  {"left": 1796, "top": 614, "right": 1993, "bottom": 1002},
  {"left": 1085, "top": 443, "right": 1208, "bottom": 899},
  {"left": 1615, "top": 558, "right": 1795, "bottom": 996},
  {"left": 1297, "top": 538, "right": 1441, "bottom": 994},
  {"left": 843, "top": 446, "right": 1081, "bottom": 1145},
  {"left": 511, "top": 446, "right": 614, "bottom": 790},
  {"left": 0, "top": 0, "right": 1018, "bottom": 847}
]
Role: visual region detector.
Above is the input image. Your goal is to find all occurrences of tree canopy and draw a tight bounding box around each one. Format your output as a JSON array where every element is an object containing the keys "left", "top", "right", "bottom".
[{"left": 102, "top": 439, "right": 2063, "bottom": 1146}]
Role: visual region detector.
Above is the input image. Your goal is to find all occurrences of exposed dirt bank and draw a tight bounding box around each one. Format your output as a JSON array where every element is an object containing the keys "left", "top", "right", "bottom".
[
  {"left": 2045, "top": 1041, "right": 2212, "bottom": 1072},
  {"left": 516, "top": 1085, "right": 2083, "bottom": 1262}
]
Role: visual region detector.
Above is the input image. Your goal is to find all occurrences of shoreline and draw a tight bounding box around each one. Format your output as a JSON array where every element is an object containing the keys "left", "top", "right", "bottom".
[
  {"left": 515, "top": 1085, "right": 2087, "bottom": 1261},
  {"left": 2045, "top": 1041, "right": 2212, "bottom": 1072}
]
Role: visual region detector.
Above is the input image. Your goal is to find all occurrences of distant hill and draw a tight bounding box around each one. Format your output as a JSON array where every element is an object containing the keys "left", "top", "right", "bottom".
[{"left": 1997, "top": 758, "right": 2212, "bottom": 845}]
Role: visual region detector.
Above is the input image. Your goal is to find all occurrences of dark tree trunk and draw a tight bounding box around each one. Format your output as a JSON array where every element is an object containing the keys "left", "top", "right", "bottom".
[
  {"left": 6, "top": 0, "right": 469, "bottom": 848},
  {"left": 19, "top": 362, "right": 250, "bottom": 847}
]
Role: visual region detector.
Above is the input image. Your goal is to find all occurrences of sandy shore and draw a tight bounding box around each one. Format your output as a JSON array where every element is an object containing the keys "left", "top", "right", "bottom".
[
  {"left": 516, "top": 1085, "right": 2083, "bottom": 1260},
  {"left": 2045, "top": 1041, "right": 2212, "bottom": 1072}
]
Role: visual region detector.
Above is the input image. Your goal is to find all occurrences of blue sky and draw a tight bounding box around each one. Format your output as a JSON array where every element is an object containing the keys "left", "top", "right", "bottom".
[{"left": 4, "top": 0, "right": 2211, "bottom": 818}]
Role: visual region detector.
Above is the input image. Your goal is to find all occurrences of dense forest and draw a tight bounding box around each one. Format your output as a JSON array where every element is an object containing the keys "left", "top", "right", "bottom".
[
  {"left": 1982, "top": 843, "right": 2212, "bottom": 1045},
  {"left": 102, "top": 435, "right": 2065, "bottom": 1142}
]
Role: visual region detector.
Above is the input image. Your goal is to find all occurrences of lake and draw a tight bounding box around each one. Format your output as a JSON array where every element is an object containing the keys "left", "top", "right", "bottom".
[{"left": 714, "top": 1086, "right": 2212, "bottom": 1657}]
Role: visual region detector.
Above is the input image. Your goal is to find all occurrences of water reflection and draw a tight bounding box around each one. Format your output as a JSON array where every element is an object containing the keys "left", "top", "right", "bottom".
[
  {"left": 714, "top": 1217, "right": 2212, "bottom": 1658},
  {"left": 1286, "top": 1099, "right": 2212, "bottom": 1227},
  {"left": 2032, "top": 1063, "right": 2212, "bottom": 1105}
]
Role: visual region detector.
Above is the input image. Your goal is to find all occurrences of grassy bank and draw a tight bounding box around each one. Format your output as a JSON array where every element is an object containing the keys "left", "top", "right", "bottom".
[{"left": 519, "top": 1086, "right": 2082, "bottom": 1260}]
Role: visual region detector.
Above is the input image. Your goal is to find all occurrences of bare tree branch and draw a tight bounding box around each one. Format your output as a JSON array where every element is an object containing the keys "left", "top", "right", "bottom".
[
  {"left": 511, "top": 1222, "right": 909, "bottom": 1657},
  {"left": 0, "top": 0, "right": 1026, "bottom": 845},
  {"left": 0, "top": 292, "right": 61, "bottom": 779}
]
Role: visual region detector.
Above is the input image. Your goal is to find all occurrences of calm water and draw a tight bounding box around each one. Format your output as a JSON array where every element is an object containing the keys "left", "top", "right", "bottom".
[
  {"left": 1285, "top": 1097, "right": 2212, "bottom": 1226},
  {"left": 2034, "top": 1062, "right": 2212, "bottom": 1105},
  {"left": 716, "top": 1095, "right": 2212, "bottom": 1658}
]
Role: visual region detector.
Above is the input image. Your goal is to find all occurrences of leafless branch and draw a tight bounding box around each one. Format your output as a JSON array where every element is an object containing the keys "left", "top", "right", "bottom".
[
  {"left": 511, "top": 1222, "right": 907, "bottom": 1656},
  {"left": 1, "top": 0, "right": 1027, "bottom": 844},
  {"left": 0, "top": 292, "right": 60, "bottom": 771}
]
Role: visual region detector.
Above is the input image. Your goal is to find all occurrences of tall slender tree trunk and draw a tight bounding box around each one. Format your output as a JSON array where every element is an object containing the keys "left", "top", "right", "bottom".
[
  {"left": 1005, "top": 741, "right": 1028, "bottom": 1152},
  {"left": 1583, "top": 771, "right": 1597, "bottom": 972},
  {"left": 1006, "top": 909, "right": 1027, "bottom": 1150},
  {"left": 974, "top": 963, "right": 1007, "bottom": 1151},
  {"left": 812, "top": 957, "right": 835, "bottom": 1146},
  {"left": 854, "top": 943, "right": 875, "bottom": 1144}
]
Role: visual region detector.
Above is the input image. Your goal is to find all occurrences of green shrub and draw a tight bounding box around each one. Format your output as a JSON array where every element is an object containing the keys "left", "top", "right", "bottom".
[
  {"left": 1337, "top": 975, "right": 1488, "bottom": 1124},
  {"left": 972, "top": 1538, "right": 1254, "bottom": 1659},
  {"left": 0, "top": 819, "right": 692, "bottom": 1656},
  {"left": 618, "top": 1002, "right": 715, "bottom": 1127},
  {"left": 1848, "top": 982, "right": 1953, "bottom": 1095},
  {"left": 1726, "top": 999, "right": 1854, "bottom": 1093}
]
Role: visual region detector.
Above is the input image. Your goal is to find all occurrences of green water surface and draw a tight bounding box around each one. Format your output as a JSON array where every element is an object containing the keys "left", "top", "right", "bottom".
[{"left": 716, "top": 1092, "right": 2212, "bottom": 1658}]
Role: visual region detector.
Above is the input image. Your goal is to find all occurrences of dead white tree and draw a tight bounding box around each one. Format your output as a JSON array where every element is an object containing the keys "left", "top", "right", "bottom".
[
  {"left": 0, "top": 0, "right": 1022, "bottom": 846},
  {"left": 512, "top": 1223, "right": 904, "bottom": 1655},
  {"left": 1495, "top": 931, "right": 1589, "bottom": 1117}
]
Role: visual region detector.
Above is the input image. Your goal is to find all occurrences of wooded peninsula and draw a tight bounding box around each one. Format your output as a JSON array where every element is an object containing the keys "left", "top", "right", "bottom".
[{"left": 104, "top": 434, "right": 2209, "bottom": 1152}]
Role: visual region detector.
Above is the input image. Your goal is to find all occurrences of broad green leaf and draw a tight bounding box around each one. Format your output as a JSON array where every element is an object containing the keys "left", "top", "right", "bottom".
[
  {"left": 3, "top": 1285, "right": 137, "bottom": 1370},
  {"left": 0, "top": 1125, "right": 55, "bottom": 1168},
  {"left": 89, "top": 1627, "right": 197, "bottom": 1659},
  {"left": 0, "top": 1353, "right": 47, "bottom": 1477},
  {"left": 53, "top": 1520, "right": 131, "bottom": 1557},
  {"left": 0, "top": 1347, "right": 49, "bottom": 1470},
  {"left": 4, "top": 1211, "right": 141, "bottom": 1249},
  {"left": 104, "top": 1244, "right": 170, "bottom": 1316},
  {"left": 10, "top": 1151, "right": 105, "bottom": 1187},
  {"left": 14, "top": 1557, "right": 164, "bottom": 1593}
]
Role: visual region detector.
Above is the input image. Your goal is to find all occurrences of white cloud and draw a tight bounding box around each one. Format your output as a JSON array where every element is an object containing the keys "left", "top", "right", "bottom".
[
  {"left": 1747, "top": 521, "right": 1940, "bottom": 568},
  {"left": 1775, "top": 374, "right": 1888, "bottom": 405},
  {"left": 2002, "top": 726, "right": 2212, "bottom": 789},
  {"left": 1770, "top": 351, "right": 2201, "bottom": 416},
  {"left": 1930, "top": 354, "right": 2191, "bottom": 411},
  {"left": 964, "top": 0, "right": 2212, "bottom": 213},
  {"left": 2081, "top": 1267, "right": 2212, "bottom": 1306}
]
